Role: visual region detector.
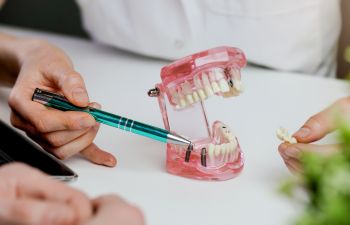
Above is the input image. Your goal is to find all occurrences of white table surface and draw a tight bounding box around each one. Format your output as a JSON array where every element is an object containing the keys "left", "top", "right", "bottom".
[{"left": 1, "top": 25, "right": 349, "bottom": 225}]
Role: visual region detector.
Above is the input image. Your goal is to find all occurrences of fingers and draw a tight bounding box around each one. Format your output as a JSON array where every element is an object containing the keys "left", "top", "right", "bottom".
[
  {"left": 10, "top": 103, "right": 95, "bottom": 133},
  {"left": 293, "top": 97, "right": 350, "bottom": 143},
  {"left": 85, "top": 195, "right": 144, "bottom": 225},
  {"left": 44, "top": 70, "right": 90, "bottom": 107},
  {"left": 0, "top": 163, "right": 92, "bottom": 223},
  {"left": 0, "top": 198, "right": 76, "bottom": 225},
  {"left": 81, "top": 143, "right": 117, "bottom": 167},
  {"left": 46, "top": 123, "right": 100, "bottom": 160},
  {"left": 278, "top": 143, "right": 339, "bottom": 173}
]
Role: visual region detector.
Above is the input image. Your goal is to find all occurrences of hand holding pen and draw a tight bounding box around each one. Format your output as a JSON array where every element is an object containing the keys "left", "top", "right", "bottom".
[{"left": 5, "top": 38, "right": 116, "bottom": 167}]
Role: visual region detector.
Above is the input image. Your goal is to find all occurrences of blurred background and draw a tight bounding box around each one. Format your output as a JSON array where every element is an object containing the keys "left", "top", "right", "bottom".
[{"left": 0, "top": 0, "right": 349, "bottom": 78}]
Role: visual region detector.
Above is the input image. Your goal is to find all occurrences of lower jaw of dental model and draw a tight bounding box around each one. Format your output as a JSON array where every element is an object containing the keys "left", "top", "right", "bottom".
[
  {"left": 149, "top": 46, "right": 246, "bottom": 181},
  {"left": 166, "top": 122, "right": 244, "bottom": 181}
]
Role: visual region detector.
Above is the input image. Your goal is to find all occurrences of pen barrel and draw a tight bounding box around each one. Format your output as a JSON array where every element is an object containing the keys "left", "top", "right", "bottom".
[
  {"left": 33, "top": 90, "right": 169, "bottom": 143},
  {"left": 89, "top": 108, "right": 169, "bottom": 143}
]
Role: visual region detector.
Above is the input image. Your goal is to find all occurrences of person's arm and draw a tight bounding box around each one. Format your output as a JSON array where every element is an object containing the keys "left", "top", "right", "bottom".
[
  {"left": 278, "top": 97, "right": 348, "bottom": 172},
  {"left": 0, "top": 33, "right": 21, "bottom": 86},
  {"left": 0, "top": 33, "right": 116, "bottom": 166}
]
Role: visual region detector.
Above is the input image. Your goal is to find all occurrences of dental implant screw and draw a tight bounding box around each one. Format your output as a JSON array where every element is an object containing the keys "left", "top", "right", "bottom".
[
  {"left": 148, "top": 87, "right": 160, "bottom": 97},
  {"left": 185, "top": 143, "right": 193, "bottom": 162},
  {"left": 201, "top": 148, "right": 207, "bottom": 167}
]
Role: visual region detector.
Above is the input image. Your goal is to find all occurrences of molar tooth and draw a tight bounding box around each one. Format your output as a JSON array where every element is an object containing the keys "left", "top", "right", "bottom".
[{"left": 202, "top": 73, "right": 214, "bottom": 96}]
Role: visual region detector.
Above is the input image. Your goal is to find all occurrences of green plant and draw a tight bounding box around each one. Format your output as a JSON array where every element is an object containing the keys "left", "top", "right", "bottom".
[
  {"left": 281, "top": 120, "right": 350, "bottom": 225},
  {"left": 346, "top": 46, "right": 350, "bottom": 78}
]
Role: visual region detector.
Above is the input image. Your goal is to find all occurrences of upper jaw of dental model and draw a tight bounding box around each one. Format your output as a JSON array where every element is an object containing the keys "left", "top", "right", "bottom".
[
  {"left": 152, "top": 46, "right": 246, "bottom": 110},
  {"left": 166, "top": 67, "right": 244, "bottom": 109},
  {"left": 206, "top": 121, "right": 239, "bottom": 165}
]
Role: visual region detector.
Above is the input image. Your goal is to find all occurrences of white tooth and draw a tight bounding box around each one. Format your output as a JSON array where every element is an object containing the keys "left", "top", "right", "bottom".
[
  {"left": 192, "top": 91, "right": 200, "bottom": 102},
  {"left": 182, "top": 82, "right": 194, "bottom": 104},
  {"left": 290, "top": 137, "right": 297, "bottom": 144},
  {"left": 233, "top": 79, "right": 244, "bottom": 93},
  {"left": 214, "top": 145, "right": 221, "bottom": 157},
  {"left": 198, "top": 89, "right": 207, "bottom": 100},
  {"left": 276, "top": 127, "right": 297, "bottom": 144},
  {"left": 194, "top": 75, "right": 207, "bottom": 100},
  {"left": 194, "top": 75, "right": 203, "bottom": 89},
  {"left": 276, "top": 128, "right": 284, "bottom": 140},
  {"left": 202, "top": 73, "right": 214, "bottom": 96},
  {"left": 221, "top": 143, "right": 228, "bottom": 162},
  {"left": 228, "top": 143, "right": 234, "bottom": 162},
  {"left": 231, "top": 138, "right": 238, "bottom": 151},
  {"left": 186, "top": 95, "right": 194, "bottom": 104},
  {"left": 209, "top": 71, "right": 221, "bottom": 93},
  {"left": 230, "top": 68, "right": 241, "bottom": 81},
  {"left": 179, "top": 97, "right": 187, "bottom": 107},
  {"left": 215, "top": 69, "right": 225, "bottom": 80},
  {"left": 211, "top": 81, "right": 221, "bottom": 93},
  {"left": 219, "top": 79, "right": 230, "bottom": 93},
  {"left": 170, "top": 90, "right": 179, "bottom": 105},
  {"left": 208, "top": 144, "right": 215, "bottom": 160}
]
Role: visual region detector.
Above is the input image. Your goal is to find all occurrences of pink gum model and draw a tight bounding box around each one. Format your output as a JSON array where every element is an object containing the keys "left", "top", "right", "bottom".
[{"left": 148, "top": 46, "right": 246, "bottom": 181}]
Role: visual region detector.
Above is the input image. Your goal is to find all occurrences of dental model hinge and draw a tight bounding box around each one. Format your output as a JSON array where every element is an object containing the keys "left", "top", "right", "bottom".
[{"left": 148, "top": 87, "right": 160, "bottom": 97}]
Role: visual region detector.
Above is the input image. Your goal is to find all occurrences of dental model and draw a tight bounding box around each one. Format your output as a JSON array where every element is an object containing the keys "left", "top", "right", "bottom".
[
  {"left": 148, "top": 46, "right": 246, "bottom": 181},
  {"left": 276, "top": 127, "right": 297, "bottom": 144}
]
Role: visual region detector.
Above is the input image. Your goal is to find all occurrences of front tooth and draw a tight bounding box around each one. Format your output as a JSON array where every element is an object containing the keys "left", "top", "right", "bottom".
[
  {"left": 219, "top": 79, "right": 230, "bottom": 93},
  {"left": 208, "top": 144, "right": 215, "bottom": 162},
  {"left": 209, "top": 71, "right": 220, "bottom": 93},
  {"left": 202, "top": 73, "right": 214, "bottom": 96},
  {"left": 179, "top": 98, "right": 187, "bottom": 107},
  {"left": 182, "top": 82, "right": 194, "bottom": 104},
  {"left": 214, "top": 145, "right": 221, "bottom": 157},
  {"left": 198, "top": 89, "right": 207, "bottom": 100},
  {"left": 221, "top": 143, "right": 229, "bottom": 162},
  {"left": 229, "top": 68, "right": 241, "bottom": 81},
  {"left": 231, "top": 137, "right": 238, "bottom": 150},
  {"left": 194, "top": 75, "right": 207, "bottom": 100},
  {"left": 233, "top": 79, "right": 244, "bottom": 93},
  {"left": 192, "top": 91, "right": 200, "bottom": 102},
  {"left": 211, "top": 81, "right": 220, "bottom": 93},
  {"left": 186, "top": 95, "right": 194, "bottom": 104}
]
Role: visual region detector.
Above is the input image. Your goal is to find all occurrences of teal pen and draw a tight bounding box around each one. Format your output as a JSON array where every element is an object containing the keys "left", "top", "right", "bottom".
[{"left": 32, "top": 88, "right": 191, "bottom": 147}]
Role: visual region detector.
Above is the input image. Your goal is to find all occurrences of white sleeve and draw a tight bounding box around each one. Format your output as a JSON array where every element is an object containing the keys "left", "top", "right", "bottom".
[{"left": 76, "top": 0, "right": 341, "bottom": 77}]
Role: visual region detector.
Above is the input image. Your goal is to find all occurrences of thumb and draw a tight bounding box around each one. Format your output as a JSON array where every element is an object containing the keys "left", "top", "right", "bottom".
[
  {"left": 81, "top": 143, "right": 117, "bottom": 167},
  {"left": 49, "top": 70, "right": 90, "bottom": 107},
  {"left": 293, "top": 98, "right": 350, "bottom": 143}
]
